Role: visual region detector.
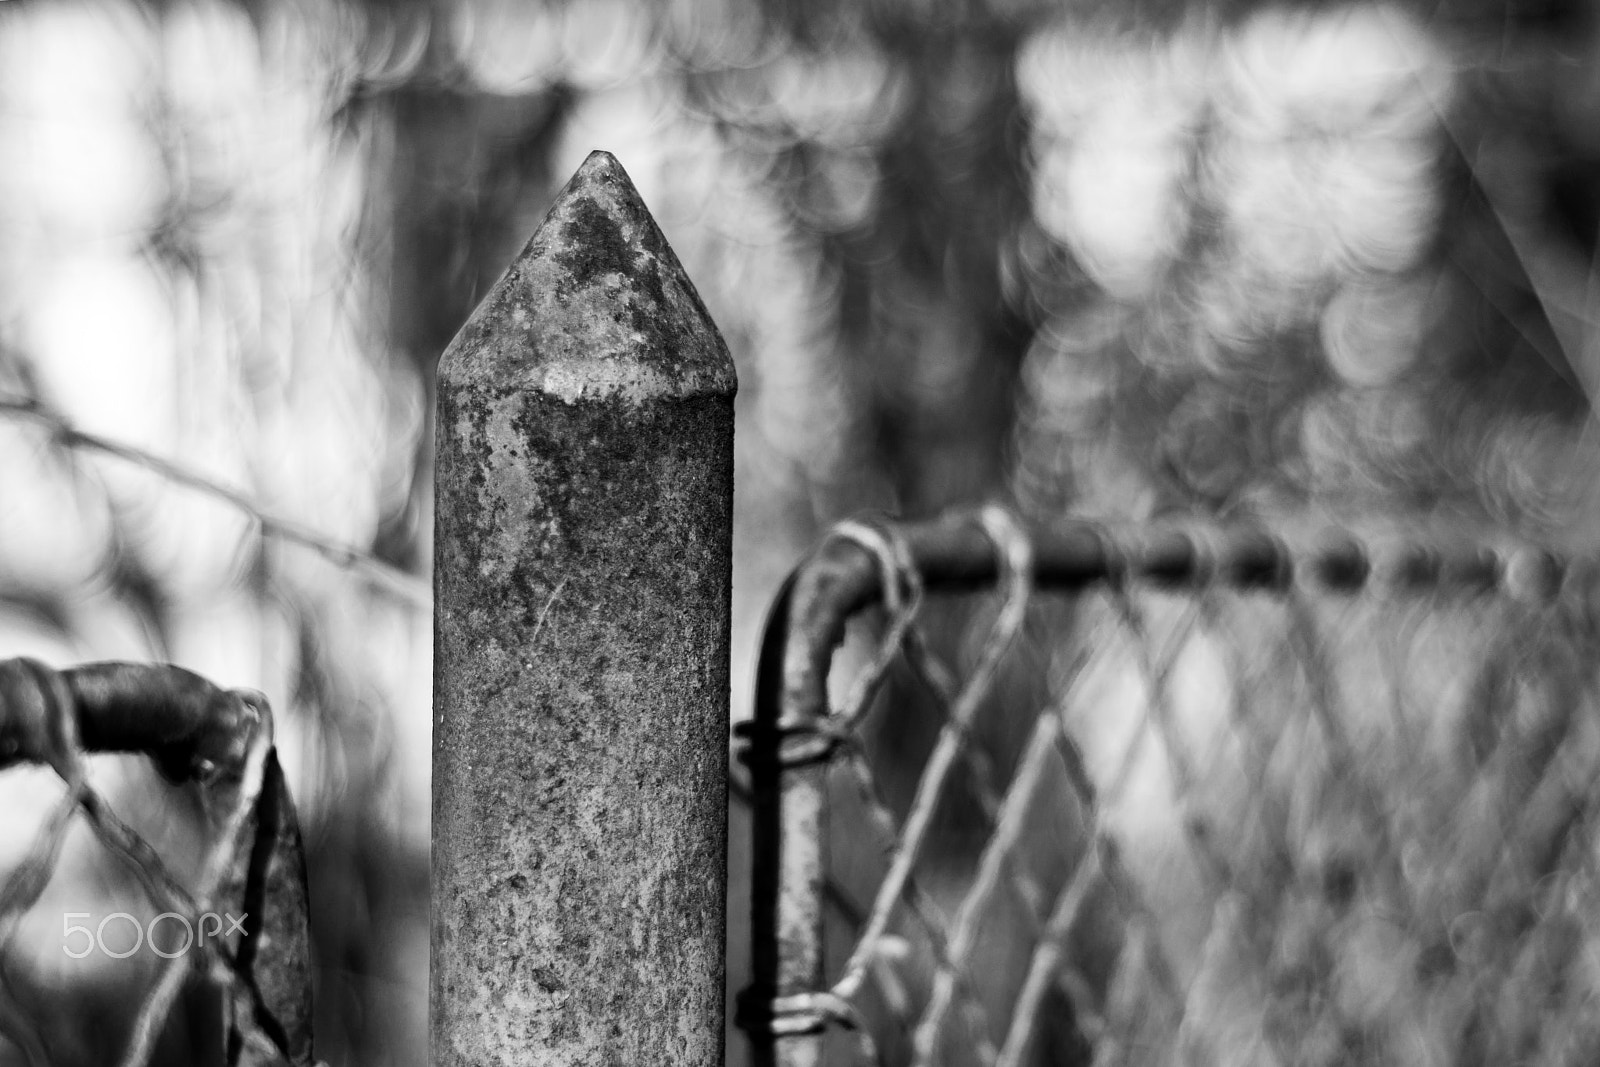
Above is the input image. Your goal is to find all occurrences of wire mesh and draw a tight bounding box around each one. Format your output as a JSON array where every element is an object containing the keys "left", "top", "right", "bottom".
[
  {"left": 738, "top": 506, "right": 1600, "bottom": 1067},
  {"left": 0, "top": 659, "right": 314, "bottom": 1067}
]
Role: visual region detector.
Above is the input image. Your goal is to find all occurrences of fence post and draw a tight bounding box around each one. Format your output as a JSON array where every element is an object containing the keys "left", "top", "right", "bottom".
[{"left": 431, "top": 150, "right": 736, "bottom": 1066}]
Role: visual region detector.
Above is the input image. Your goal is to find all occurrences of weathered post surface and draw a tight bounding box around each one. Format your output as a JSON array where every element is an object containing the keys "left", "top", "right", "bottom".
[{"left": 432, "top": 150, "right": 735, "bottom": 1066}]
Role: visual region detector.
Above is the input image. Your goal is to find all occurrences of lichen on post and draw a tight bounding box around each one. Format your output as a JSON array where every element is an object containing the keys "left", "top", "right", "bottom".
[{"left": 432, "top": 150, "right": 735, "bottom": 1067}]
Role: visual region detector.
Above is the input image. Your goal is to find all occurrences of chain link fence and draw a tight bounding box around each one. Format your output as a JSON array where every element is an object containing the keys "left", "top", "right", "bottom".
[
  {"left": 737, "top": 506, "right": 1600, "bottom": 1067},
  {"left": 0, "top": 660, "right": 313, "bottom": 1067}
]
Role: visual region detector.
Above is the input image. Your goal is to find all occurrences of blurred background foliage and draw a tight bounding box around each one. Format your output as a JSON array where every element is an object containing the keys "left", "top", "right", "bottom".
[{"left": 1, "top": 0, "right": 1600, "bottom": 1063}]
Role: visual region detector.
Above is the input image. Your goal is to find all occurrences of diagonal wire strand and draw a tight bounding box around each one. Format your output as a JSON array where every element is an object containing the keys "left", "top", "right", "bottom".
[
  {"left": 0, "top": 395, "right": 429, "bottom": 608},
  {"left": 913, "top": 705, "right": 1069, "bottom": 1067},
  {"left": 117, "top": 692, "right": 274, "bottom": 1067},
  {"left": 830, "top": 508, "right": 1034, "bottom": 1009},
  {"left": 905, "top": 508, "right": 1038, "bottom": 1067}
]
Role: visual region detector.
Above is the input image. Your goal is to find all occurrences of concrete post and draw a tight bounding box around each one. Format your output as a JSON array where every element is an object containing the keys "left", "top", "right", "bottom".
[{"left": 432, "top": 150, "right": 735, "bottom": 1066}]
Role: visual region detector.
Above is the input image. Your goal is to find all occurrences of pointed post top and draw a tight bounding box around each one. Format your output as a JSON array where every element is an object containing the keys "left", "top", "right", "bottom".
[{"left": 439, "top": 149, "right": 736, "bottom": 404}]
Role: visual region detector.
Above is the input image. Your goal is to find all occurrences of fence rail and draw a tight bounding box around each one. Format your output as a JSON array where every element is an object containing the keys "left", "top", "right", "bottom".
[
  {"left": 739, "top": 506, "right": 1600, "bottom": 1067},
  {"left": 0, "top": 659, "right": 312, "bottom": 1067}
]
